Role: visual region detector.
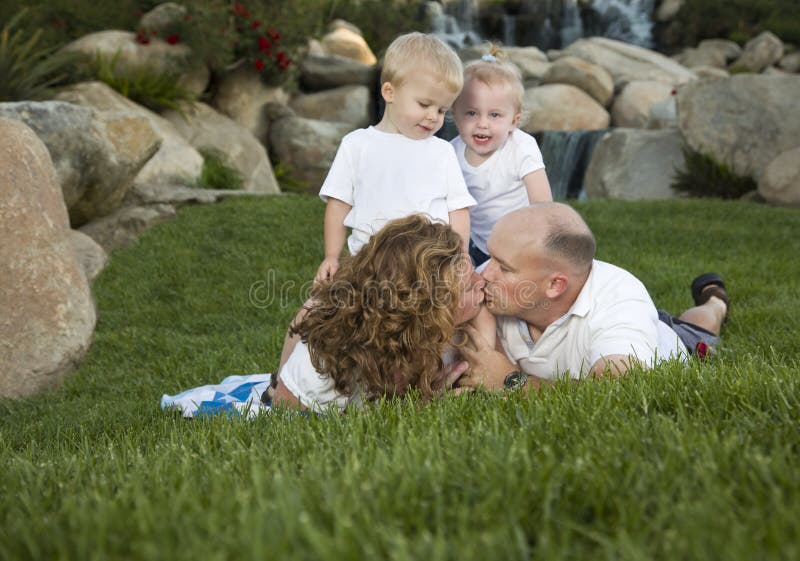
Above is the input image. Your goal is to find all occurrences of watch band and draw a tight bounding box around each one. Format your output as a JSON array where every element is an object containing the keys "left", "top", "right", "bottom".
[{"left": 503, "top": 369, "right": 527, "bottom": 391}]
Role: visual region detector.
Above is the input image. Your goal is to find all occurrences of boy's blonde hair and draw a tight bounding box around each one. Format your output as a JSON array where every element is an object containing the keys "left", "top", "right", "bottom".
[
  {"left": 381, "top": 32, "right": 463, "bottom": 94},
  {"left": 459, "top": 43, "right": 524, "bottom": 112}
]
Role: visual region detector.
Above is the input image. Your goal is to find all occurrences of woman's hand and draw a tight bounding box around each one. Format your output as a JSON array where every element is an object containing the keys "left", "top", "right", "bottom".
[{"left": 456, "top": 323, "right": 517, "bottom": 391}]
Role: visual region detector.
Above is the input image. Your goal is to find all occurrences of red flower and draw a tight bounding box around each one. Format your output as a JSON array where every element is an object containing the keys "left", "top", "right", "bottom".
[
  {"left": 254, "top": 59, "right": 265, "bottom": 71},
  {"left": 267, "top": 28, "right": 281, "bottom": 41},
  {"left": 233, "top": 3, "right": 250, "bottom": 18},
  {"left": 166, "top": 33, "right": 181, "bottom": 45},
  {"left": 276, "top": 51, "right": 287, "bottom": 64},
  {"left": 251, "top": 21, "right": 261, "bottom": 29},
  {"left": 258, "top": 36, "right": 271, "bottom": 52},
  {"left": 279, "top": 59, "right": 291, "bottom": 71},
  {"left": 135, "top": 30, "right": 150, "bottom": 45}
]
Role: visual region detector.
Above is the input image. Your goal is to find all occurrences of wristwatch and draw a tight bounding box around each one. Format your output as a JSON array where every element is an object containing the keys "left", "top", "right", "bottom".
[{"left": 503, "top": 369, "right": 528, "bottom": 391}]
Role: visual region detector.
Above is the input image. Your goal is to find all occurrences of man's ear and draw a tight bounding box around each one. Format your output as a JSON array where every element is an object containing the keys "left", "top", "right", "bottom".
[
  {"left": 381, "top": 81, "right": 395, "bottom": 103},
  {"left": 545, "top": 272, "right": 569, "bottom": 299}
]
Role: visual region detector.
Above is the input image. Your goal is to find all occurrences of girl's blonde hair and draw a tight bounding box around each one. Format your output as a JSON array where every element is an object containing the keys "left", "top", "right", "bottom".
[
  {"left": 291, "top": 215, "right": 464, "bottom": 401},
  {"left": 381, "top": 32, "right": 464, "bottom": 94},
  {"left": 459, "top": 43, "right": 524, "bottom": 112}
]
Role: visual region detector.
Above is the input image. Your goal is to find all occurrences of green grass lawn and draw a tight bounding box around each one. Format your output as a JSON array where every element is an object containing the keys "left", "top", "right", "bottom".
[{"left": 1, "top": 195, "right": 799, "bottom": 560}]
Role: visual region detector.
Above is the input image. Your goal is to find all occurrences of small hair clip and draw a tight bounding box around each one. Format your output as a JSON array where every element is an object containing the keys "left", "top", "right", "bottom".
[{"left": 481, "top": 54, "right": 497, "bottom": 62}]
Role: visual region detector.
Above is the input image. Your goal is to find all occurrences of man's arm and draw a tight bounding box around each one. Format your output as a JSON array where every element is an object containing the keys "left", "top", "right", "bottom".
[{"left": 589, "top": 355, "right": 643, "bottom": 378}]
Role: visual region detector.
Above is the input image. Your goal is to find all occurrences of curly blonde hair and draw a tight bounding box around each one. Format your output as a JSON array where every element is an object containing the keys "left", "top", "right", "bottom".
[{"left": 291, "top": 215, "right": 464, "bottom": 401}]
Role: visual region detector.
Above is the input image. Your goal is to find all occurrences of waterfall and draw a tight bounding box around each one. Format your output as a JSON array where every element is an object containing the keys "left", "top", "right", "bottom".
[
  {"left": 560, "top": 0, "right": 583, "bottom": 47},
  {"left": 431, "top": 0, "right": 656, "bottom": 49},
  {"left": 428, "top": 0, "right": 481, "bottom": 49},
  {"left": 534, "top": 130, "right": 608, "bottom": 200},
  {"left": 502, "top": 14, "right": 516, "bottom": 47},
  {"left": 584, "top": 0, "right": 656, "bottom": 48}
]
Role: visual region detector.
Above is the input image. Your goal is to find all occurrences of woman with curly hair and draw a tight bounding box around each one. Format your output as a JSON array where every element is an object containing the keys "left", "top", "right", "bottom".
[{"left": 269, "top": 214, "right": 488, "bottom": 413}]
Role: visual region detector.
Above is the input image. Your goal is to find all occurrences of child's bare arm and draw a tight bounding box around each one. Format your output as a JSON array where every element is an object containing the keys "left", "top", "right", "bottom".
[
  {"left": 316, "top": 198, "right": 352, "bottom": 282},
  {"left": 448, "top": 208, "right": 471, "bottom": 252},
  {"left": 523, "top": 169, "right": 553, "bottom": 203}
]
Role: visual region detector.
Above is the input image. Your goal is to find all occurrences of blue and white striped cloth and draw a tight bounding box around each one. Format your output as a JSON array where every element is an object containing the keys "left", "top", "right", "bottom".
[{"left": 161, "top": 374, "right": 272, "bottom": 418}]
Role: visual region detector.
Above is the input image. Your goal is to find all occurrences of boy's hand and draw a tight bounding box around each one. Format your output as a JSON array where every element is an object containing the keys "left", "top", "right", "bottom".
[{"left": 315, "top": 256, "right": 339, "bottom": 283}]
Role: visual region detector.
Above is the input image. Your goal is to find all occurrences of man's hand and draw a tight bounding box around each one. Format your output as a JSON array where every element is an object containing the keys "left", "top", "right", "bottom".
[{"left": 456, "top": 323, "right": 517, "bottom": 391}]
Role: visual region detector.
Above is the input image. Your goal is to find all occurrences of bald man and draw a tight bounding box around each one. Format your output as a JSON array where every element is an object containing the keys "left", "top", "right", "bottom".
[{"left": 456, "top": 202, "right": 729, "bottom": 391}]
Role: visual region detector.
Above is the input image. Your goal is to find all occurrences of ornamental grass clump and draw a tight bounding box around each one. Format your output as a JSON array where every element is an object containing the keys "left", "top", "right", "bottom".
[
  {"left": 671, "top": 146, "right": 757, "bottom": 199},
  {"left": 196, "top": 149, "right": 244, "bottom": 191},
  {"left": 0, "top": 9, "right": 79, "bottom": 101},
  {"left": 87, "top": 50, "right": 198, "bottom": 114}
]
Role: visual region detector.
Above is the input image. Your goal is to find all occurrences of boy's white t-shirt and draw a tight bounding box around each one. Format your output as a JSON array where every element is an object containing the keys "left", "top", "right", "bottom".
[
  {"left": 320, "top": 126, "right": 476, "bottom": 255},
  {"left": 451, "top": 129, "right": 546, "bottom": 254}
]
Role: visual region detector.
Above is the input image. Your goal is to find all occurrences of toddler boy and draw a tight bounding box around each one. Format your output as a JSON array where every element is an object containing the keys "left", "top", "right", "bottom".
[{"left": 316, "top": 32, "right": 476, "bottom": 281}]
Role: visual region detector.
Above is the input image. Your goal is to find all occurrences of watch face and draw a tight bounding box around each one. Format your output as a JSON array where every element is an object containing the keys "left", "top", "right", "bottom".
[{"left": 503, "top": 370, "right": 526, "bottom": 390}]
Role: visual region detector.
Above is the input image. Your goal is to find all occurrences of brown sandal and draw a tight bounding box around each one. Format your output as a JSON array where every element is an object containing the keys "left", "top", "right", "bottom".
[{"left": 691, "top": 273, "right": 729, "bottom": 321}]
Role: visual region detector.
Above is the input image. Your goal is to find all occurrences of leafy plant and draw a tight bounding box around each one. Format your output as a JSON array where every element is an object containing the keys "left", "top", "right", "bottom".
[
  {"left": 86, "top": 50, "right": 197, "bottom": 113},
  {"left": 670, "top": 0, "right": 800, "bottom": 46},
  {"left": 196, "top": 149, "right": 243, "bottom": 190},
  {"left": 672, "top": 146, "right": 757, "bottom": 199},
  {"left": 272, "top": 160, "right": 310, "bottom": 194},
  {"left": 0, "top": 9, "right": 79, "bottom": 101}
]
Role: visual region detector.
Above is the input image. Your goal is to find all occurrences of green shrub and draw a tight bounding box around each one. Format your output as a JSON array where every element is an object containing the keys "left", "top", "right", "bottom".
[
  {"left": 671, "top": 0, "right": 800, "bottom": 45},
  {"left": 196, "top": 150, "right": 243, "bottom": 190},
  {"left": 0, "top": 9, "right": 79, "bottom": 101},
  {"left": 0, "top": 0, "right": 152, "bottom": 53},
  {"left": 86, "top": 50, "right": 197, "bottom": 113},
  {"left": 672, "top": 146, "right": 757, "bottom": 199},
  {"left": 272, "top": 161, "right": 310, "bottom": 194}
]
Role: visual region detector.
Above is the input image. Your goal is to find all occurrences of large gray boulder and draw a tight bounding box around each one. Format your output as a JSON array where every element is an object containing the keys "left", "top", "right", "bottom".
[
  {"left": 56, "top": 82, "right": 204, "bottom": 190},
  {"left": 300, "top": 55, "right": 378, "bottom": 91},
  {"left": 504, "top": 47, "right": 552, "bottom": 83},
  {"left": 611, "top": 81, "right": 674, "bottom": 128},
  {"left": 584, "top": 128, "right": 685, "bottom": 200},
  {"left": 677, "top": 74, "right": 800, "bottom": 180},
  {"left": 290, "top": 85, "right": 372, "bottom": 129},
  {"left": 730, "top": 31, "right": 784, "bottom": 74},
  {"left": 758, "top": 147, "right": 800, "bottom": 206},
  {"left": 321, "top": 27, "right": 377, "bottom": 65},
  {"left": 68, "top": 230, "right": 108, "bottom": 283},
  {"left": 520, "top": 84, "right": 610, "bottom": 132},
  {"left": 778, "top": 51, "right": 800, "bottom": 73},
  {"left": 0, "top": 119, "right": 96, "bottom": 398},
  {"left": 212, "top": 65, "right": 290, "bottom": 145},
  {"left": 564, "top": 37, "right": 696, "bottom": 89},
  {"left": 0, "top": 100, "right": 160, "bottom": 226},
  {"left": 163, "top": 102, "right": 280, "bottom": 194},
  {"left": 698, "top": 39, "right": 743, "bottom": 64},
  {"left": 266, "top": 104, "right": 354, "bottom": 193},
  {"left": 542, "top": 56, "right": 614, "bottom": 107},
  {"left": 80, "top": 204, "right": 177, "bottom": 253}
]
